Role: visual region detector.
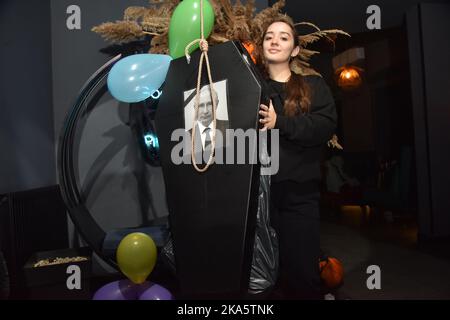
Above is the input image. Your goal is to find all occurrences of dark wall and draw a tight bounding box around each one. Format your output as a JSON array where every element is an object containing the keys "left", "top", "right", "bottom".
[
  {"left": 281, "top": 0, "right": 444, "bottom": 223},
  {"left": 0, "top": 0, "right": 55, "bottom": 194},
  {"left": 50, "top": 0, "right": 149, "bottom": 142},
  {"left": 407, "top": 3, "right": 450, "bottom": 238},
  {"left": 50, "top": 0, "right": 161, "bottom": 240},
  {"left": 279, "top": 0, "right": 449, "bottom": 34}
]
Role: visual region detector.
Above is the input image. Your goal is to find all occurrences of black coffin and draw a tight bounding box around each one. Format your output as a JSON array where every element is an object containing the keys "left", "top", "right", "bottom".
[{"left": 155, "top": 41, "right": 263, "bottom": 296}]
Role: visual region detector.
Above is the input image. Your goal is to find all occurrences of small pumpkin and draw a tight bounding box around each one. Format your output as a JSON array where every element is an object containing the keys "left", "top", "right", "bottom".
[{"left": 319, "top": 257, "right": 344, "bottom": 289}]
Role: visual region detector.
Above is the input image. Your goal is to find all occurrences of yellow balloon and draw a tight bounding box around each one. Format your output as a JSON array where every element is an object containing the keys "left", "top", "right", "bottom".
[{"left": 116, "top": 232, "right": 157, "bottom": 284}]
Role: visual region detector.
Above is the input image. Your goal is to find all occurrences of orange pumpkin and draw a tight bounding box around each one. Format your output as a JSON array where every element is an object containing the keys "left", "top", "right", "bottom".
[
  {"left": 319, "top": 257, "right": 344, "bottom": 289},
  {"left": 242, "top": 41, "right": 257, "bottom": 64}
]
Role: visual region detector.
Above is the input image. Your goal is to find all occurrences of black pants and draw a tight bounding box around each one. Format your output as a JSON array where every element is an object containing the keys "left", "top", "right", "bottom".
[{"left": 270, "top": 180, "right": 321, "bottom": 300}]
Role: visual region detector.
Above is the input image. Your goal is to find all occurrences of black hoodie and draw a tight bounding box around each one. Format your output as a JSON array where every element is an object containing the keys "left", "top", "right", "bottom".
[{"left": 267, "top": 75, "right": 337, "bottom": 185}]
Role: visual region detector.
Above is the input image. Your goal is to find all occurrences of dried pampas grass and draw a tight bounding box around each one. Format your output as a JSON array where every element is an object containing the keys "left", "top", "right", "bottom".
[{"left": 92, "top": 0, "right": 350, "bottom": 76}]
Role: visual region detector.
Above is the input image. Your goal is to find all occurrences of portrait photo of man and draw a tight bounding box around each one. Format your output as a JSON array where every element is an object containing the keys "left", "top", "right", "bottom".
[{"left": 184, "top": 80, "right": 230, "bottom": 155}]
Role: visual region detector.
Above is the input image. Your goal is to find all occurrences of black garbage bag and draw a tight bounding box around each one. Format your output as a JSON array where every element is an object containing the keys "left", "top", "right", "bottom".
[
  {"left": 247, "top": 133, "right": 278, "bottom": 295},
  {"left": 247, "top": 170, "right": 278, "bottom": 295}
]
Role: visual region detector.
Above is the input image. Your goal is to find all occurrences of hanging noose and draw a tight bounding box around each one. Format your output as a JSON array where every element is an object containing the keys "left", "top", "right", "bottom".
[{"left": 184, "top": 0, "right": 217, "bottom": 173}]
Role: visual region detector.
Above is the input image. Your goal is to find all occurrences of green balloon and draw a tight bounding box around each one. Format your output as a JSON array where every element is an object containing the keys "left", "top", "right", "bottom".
[{"left": 169, "top": 0, "right": 215, "bottom": 59}]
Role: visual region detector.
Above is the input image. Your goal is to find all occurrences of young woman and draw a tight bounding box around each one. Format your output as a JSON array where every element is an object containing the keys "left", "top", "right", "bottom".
[{"left": 257, "top": 16, "right": 337, "bottom": 299}]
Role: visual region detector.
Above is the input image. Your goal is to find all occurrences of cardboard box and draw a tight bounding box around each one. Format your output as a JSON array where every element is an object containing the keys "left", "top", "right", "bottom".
[{"left": 23, "top": 247, "right": 92, "bottom": 300}]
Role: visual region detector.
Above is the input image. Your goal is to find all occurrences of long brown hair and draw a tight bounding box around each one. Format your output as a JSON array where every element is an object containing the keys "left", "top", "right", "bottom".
[{"left": 256, "top": 16, "right": 311, "bottom": 116}]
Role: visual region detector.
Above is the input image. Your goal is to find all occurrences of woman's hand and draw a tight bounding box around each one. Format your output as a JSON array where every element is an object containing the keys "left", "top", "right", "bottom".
[{"left": 259, "top": 100, "right": 277, "bottom": 131}]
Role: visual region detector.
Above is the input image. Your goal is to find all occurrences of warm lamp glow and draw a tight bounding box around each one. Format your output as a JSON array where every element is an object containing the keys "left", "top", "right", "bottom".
[{"left": 337, "top": 66, "right": 362, "bottom": 90}]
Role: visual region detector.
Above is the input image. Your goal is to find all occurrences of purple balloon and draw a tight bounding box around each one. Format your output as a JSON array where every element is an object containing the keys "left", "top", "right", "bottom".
[
  {"left": 93, "top": 279, "right": 141, "bottom": 300},
  {"left": 138, "top": 283, "right": 173, "bottom": 300}
]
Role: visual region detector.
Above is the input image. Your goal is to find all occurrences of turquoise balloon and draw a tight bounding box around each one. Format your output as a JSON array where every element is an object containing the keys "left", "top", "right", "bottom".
[
  {"left": 107, "top": 54, "right": 172, "bottom": 103},
  {"left": 169, "top": 0, "right": 215, "bottom": 59}
]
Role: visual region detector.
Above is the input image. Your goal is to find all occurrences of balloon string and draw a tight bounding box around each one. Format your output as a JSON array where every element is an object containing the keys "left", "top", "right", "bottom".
[{"left": 185, "top": 0, "right": 217, "bottom": 173}]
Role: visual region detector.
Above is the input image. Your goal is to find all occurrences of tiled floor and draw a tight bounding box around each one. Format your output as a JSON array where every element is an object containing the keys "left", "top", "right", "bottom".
[
  {"left": 17, "top": 204, "right": 449, "bottom": 300},
  {"left": 120, "top": 205, "right": 450, "bottom": 300},
  {"left": 321, "top": 206, "right": 450, "bottom": 299},
  {"left": 87, "top": 205, "right": 450, "bottom": 300}
]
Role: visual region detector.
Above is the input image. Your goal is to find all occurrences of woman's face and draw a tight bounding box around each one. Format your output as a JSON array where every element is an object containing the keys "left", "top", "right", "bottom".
[{"left": 263, "top": 21, "right": 299, "bottom": 64}]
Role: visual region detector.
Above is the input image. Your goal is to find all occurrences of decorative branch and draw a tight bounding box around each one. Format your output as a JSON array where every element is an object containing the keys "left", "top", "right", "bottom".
[{"left": 92, "top": 0, "right": 350, "bottom": 77}]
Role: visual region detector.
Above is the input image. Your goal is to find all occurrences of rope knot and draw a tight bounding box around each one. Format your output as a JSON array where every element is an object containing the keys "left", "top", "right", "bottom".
[{"left": 199, "top": 39, "right": 209, "bottom": 52}]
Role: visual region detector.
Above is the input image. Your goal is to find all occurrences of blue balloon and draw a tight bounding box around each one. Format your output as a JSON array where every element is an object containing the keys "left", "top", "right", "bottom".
[{"left": 107, "top": 54, "right": 172, "bottom": 103}]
